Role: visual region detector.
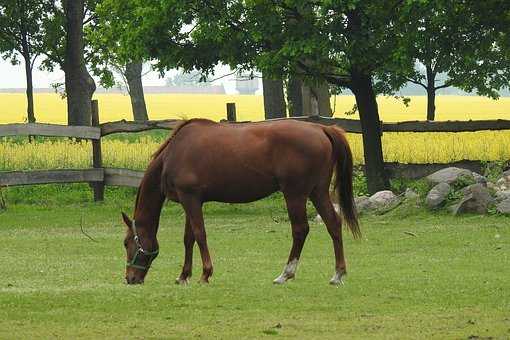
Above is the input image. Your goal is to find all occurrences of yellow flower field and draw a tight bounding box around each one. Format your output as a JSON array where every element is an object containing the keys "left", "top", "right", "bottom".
[
  {"left": 0, "top": 93, "right": 509, "bottom": 124},
  {"left": 1, "top": 130, "right": 509, "bottom": 171},
  {"left": 0, "top": 93, "right": 509, "bottom": 171}
]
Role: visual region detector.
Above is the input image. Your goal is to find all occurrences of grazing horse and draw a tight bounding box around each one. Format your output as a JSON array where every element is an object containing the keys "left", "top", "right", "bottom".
[{"left": 121, "top": 118, "right": 360, "bottom": 285}]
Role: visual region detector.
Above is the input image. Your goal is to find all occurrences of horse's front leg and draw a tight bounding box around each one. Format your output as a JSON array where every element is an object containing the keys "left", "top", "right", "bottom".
[
  {"left": 176, "top": 216, "right": 195, "bottom": 285},
  {"left": 179, "top": 193, "right": 213, "bottom": 283}
]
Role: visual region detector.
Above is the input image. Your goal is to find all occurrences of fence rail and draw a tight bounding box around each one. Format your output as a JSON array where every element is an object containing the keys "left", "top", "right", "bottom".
[
  {"left": 0, "top": 123, "right": 101, "bottom": 139},
  {"left": 1, "top": 101, "right": 509, "bottom": 201},
  {"left": 0, "top": 169, "right": 103, "bottom": 186}
]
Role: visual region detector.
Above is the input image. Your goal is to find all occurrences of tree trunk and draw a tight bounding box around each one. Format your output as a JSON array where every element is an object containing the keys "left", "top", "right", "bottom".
[
  {"left": 262, "top": 77, "right": 286, "bottom": 119},
  {"left": 287, "top": 76, "right": 303, "bottom": 117},
  {"left": 21, "top": 49, "right": 35, "bottom": 123},
  {"left": 426, "top": 65, "right": 436, "bottom": 121},
  {"left": 63, "top": 0, "right": 96, "bottom": 126},
  {"left": 351, "top": 72, "right": 390, "bottom": 194},
  {"left": 426, "top": 87, "right": 436, "bottom": 121},
  {"left": 315, "top": 83, "right": 332, "bottom": 117},
  {"left": 125, "top": 62, "right": 149, "bottom": 122}
]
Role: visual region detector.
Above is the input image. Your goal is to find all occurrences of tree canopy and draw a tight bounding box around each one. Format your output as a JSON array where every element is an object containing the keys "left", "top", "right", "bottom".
[{"left": 0, "top": 0, "right": 48, "bottom": 122}]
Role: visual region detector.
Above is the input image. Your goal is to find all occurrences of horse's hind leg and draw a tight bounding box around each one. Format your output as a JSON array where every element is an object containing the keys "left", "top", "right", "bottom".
[
  {"left": 175, "top": 216, "right": 195, "bottom": 285},
  {"left": 179, "top": 193, "right": 213, "bottom": 283},
  {"left": 310, "top": 189, "right": 346, "bottom": 285},
  {"left": 273, "top": 193, "right": 309, "bottom": 284}
]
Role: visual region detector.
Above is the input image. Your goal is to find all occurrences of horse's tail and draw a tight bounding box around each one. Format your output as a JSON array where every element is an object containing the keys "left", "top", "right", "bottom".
[{"left": 323, "top": 126, "right": 361, "bottom": 239}]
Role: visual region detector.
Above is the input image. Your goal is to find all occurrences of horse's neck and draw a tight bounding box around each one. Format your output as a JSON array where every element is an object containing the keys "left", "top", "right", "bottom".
[{"left": 134, "top": 158, "right": 166, "bottom": 238}]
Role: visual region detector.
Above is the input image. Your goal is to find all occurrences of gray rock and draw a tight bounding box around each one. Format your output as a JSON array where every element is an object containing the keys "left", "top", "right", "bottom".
[
  {"left": 426, "top": 167, "right": 473, "bottom": 185},
  {"left": 426, "top": 182, "right": 451, "bottom": 209},
  {"left": 503, "top": 169, "right": 510, "bottom": 177},
  {"left": 355, "top": 196, "right": 372, "bottom": 213},
  {"left": 495, "top": 175, "right": 510, "bottom": 191},
  {"left": 495, "top": 190, "right": 510, "bottom": 203},
  {"left": 496, "top": 198, "right": 510, "bottom": 214},
  {"left": 369, "top": 190, "right": 397, "bottom": 209},
  {"left": 404, "top": 188, "right": 419, "bottom": 200},
  {"left": 449, "top": 184, "right": 491, "bottom": 215}
]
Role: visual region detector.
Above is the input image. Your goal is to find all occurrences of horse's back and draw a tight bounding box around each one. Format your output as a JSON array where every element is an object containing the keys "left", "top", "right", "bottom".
[{"left": 161, "top": 119, "right": 334, "bottom": 202}]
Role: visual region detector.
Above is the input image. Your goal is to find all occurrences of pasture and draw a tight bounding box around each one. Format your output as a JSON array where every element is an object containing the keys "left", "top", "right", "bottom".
[{"left": 0, "top": 185, "right": 509, "bottom": 339}]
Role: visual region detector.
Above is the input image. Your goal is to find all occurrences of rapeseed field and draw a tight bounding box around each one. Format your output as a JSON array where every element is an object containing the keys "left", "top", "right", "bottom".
[
  {"left": 1, "top": 93, "right": 509, "bottom": 123},
  {"left": 0, "top": 93, "right": 509, "bottom": 170}
]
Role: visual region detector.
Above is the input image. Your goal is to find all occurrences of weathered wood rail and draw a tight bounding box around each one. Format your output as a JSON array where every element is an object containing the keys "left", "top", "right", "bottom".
[
  {"left": 0, "top": 169, "right": 103, "bottom": 186},
  {"left": 1, "top": 101, "right": 509, "bottom": 201},
  {"left": 0, "top": 123, "right": 101, "bottom": 139}
]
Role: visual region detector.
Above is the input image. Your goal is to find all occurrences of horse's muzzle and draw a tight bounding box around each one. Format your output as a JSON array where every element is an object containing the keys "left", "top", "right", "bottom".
[{"left": 125, "top": 275, "right": 144, "bottom": 285}]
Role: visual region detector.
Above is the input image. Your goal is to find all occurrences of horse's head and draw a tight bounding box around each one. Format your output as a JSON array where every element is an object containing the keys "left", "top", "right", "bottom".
[{"left": 121, "top": 212, "right": 159, "bottom": 285}]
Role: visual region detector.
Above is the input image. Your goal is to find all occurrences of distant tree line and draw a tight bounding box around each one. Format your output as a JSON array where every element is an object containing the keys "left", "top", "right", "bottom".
[{"left": 1, "top": 0, "right": 509, "bottom": 193}]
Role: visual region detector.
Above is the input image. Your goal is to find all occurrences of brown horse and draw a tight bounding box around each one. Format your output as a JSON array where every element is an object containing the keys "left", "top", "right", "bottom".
[{"left": 121, "top": 118, "right": 360, "bottom": 285}]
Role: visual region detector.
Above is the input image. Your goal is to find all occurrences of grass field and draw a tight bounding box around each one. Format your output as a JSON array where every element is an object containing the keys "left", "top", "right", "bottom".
[
  {"left": 1, "top": 93, "right": 510, "bottom": 124},
  {"left": 0, "top": 185, "right": 509, "bottom": 339}
]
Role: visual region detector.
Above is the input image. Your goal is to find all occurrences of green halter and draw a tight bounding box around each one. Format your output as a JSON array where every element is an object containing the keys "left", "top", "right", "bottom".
[{"left": 126, "top": 220, "right": 159, "bottom": 271}]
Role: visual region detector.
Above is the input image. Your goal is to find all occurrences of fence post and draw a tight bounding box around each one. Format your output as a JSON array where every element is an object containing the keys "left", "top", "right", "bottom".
[
  {"left": 226, "top": 103, "right": 237, "bottom": 122},
  {"left": 91, "top": 100, "right": 104, "bottom": 201}
]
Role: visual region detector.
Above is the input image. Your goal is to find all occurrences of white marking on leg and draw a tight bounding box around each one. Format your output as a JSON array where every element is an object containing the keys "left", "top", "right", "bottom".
[
  {"left": 175, "top": 277, "right": 190, "bottom": 285},
  {"left": 273, "top": 258, "right": 299, "bottom": 284},
  {"left": 329, "top": 268, "right": 346, "bottom": 286}
]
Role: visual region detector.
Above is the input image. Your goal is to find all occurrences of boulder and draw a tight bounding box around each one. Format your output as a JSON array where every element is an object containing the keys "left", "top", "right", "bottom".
[
  {"left": 449, "top": 184, "right": 491, "bottom": 215},
  {"left": 495, "top": 174, "right": 510, "bottom": 191},
  {"left": 426, "top": 167, "right": 473, "bottom": 185},
  {"left": 369, "top": 190, "right": 397, "bottom": 209},
  {"left": 426, "top": 182, "right": 450, "bottom": 209},
  {"left": 496, "top": 198, "right": 510, "bottom": 214},
  {"left": 355, "top": 196, "right": 372, "bottom": 213},
  {"left": 494, "top": 190, "right": 510, "bottom": 203}
]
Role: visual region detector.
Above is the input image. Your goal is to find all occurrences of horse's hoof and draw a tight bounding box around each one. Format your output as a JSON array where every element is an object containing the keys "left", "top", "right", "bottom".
[
  {"left": 198, "top": 277, "right": 210, "bottom": 284},
  {"left": 329, "top": 270, "right": 346, "bottom": 286},
  {"left": 273, "top": 276, "right": 286, "bottom": 285},
  {"left": 273, "top": 273, "right": 294, "bottom": 285},
  {"left": 329, "top": 277, "right": 344, "bottom": 286},
  {"left": 175, "top": 277, "right": 190, "bottom": 285}
]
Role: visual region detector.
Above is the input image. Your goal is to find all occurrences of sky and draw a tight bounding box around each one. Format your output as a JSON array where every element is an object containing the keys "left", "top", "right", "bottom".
[{"left": 0, "top": 59, "right": 241, "bottom": 94}]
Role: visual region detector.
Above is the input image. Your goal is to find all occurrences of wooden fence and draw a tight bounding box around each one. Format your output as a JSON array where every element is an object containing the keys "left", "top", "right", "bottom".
[{"left": 1, "top": 100, "right": 509, "bottom": 201}]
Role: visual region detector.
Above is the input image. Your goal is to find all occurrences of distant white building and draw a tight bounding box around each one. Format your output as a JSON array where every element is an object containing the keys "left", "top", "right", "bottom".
[{"left": 235, "top": 73, "right": 260, "bottom": 95}]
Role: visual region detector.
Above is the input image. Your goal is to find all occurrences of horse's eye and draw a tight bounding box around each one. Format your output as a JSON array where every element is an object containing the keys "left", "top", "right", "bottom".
[{"left": 123, "top": 240, "right": 128, "bottom": 248}]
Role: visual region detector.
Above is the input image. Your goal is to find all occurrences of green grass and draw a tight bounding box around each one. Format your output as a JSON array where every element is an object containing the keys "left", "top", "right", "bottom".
[{"left": 0, "top": 186, "right": 509, "bottom": 339}]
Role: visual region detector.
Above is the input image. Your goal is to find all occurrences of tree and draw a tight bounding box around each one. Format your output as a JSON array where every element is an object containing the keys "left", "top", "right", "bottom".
[
  {"left": 262, "top": 77, "right": 286, "bottom": 119},
  {"left": 396, "top": 1, "right": 510, "bottom": 120},
  {"left": 0, "top": 0, "right": 46, "bottom": 123},
  {"left": 96, "top": 0, "right": 510, "bottom": 193},
  {"left": 88, "top": 1, "right": 150, "bottom": 122},
  {"left": 94, "top": 0, "right": 415, "bottom": 193},
  {"left": 63, "top": 0, "right": 96, "bottom": 126},
  {"left": 40, "top": 0, "right": 98, "bottom": 126},
  {"left": 287, "top": 77, "right": 332, "bottom": 117}
]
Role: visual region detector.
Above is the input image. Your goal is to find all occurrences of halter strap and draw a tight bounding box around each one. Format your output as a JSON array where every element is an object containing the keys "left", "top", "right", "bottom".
[{"left": 126, "top": 220, "right": 159, "bottom": 271}]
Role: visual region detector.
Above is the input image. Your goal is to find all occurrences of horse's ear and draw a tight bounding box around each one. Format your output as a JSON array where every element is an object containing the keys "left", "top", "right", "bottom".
[{"left": 121, "top": 212, "right": 132, "bottom": 227}]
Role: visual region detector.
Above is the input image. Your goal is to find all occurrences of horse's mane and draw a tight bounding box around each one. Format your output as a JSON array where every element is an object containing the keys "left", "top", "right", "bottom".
[{"left": 151, "top": 118, "right": 213, "bottom": 160}]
